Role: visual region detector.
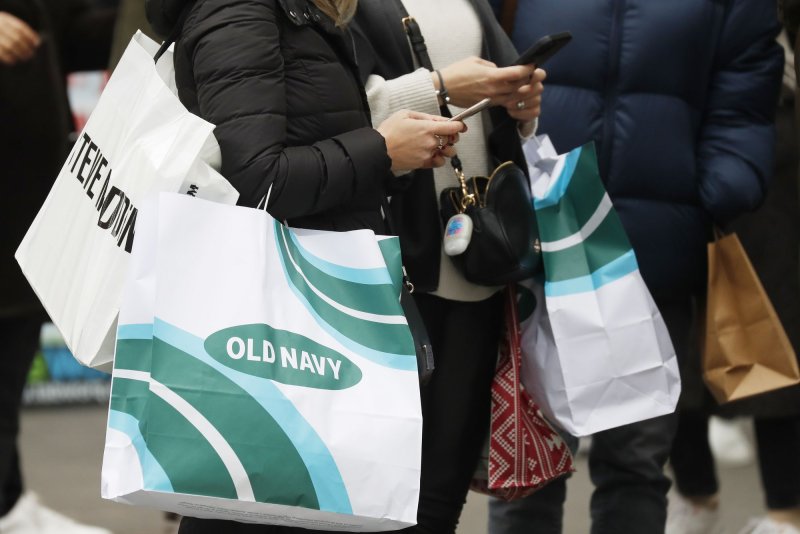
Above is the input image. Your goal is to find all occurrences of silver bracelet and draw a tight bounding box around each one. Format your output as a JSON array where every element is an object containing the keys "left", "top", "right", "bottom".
[{"left": 434, "top": 70, "right": 450, "bottom": 105}]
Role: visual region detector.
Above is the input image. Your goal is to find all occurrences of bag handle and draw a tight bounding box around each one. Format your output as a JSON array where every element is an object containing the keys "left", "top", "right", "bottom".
[
  {"left": 257, "top": 184, "right": 292, "bottom": 227},
  {"left": 153, "top": 2, "right": 194, "bottom": 63},
  {"left": 257, "top": 185, "right": 274, "bottom": 211},
  {"left": 382, "top": 196, "right": 435, "bottom": 383},
  {"left": 381, "top": 197, "right": 417, "bottom": 293}
]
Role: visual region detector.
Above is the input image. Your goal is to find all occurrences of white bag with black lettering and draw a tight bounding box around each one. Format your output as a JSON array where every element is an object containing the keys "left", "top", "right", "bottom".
[
  {"left": 15, "top": 32, "right": 238, "bottom": 369},
  {"left": 102, "top": 193, "right": 421, "bottom": 530}
]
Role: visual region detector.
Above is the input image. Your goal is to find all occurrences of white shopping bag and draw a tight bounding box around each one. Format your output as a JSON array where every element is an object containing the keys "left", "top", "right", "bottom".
[
  {"left": 101, "top": 194, "right": 422, "bottom": 531},
  {"left": 519, "top": 136, "right": 680, "bottom": 437},
  {"left": 15, "top": 32, "right": 238, "bottom": 369}
]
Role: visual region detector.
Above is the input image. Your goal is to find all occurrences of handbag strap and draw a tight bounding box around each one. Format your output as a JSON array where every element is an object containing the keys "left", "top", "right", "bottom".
[
  {"left": 394, "top": 1, "right": 467, "bottom": 175},
  {"left": 392, "top": 0, "right": 448, "bottom": 115},
  {"left": 400, "top": 16, "right": 451, "bottom": 119}
]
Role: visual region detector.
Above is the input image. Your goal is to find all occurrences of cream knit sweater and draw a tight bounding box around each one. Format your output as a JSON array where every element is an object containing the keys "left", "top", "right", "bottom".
[{"left": 365, "top": 0, "right": 499, "bottom": 302}]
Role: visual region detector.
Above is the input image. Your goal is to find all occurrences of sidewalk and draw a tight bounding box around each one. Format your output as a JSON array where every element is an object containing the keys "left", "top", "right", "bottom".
[{"left": 20, "top": 406, "right": 765, "bottom": 534}]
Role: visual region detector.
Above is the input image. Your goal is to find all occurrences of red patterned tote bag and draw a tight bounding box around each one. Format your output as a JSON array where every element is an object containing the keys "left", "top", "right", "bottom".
[{"left": 471, "top": 285, "right": 574, "bottom": 500}]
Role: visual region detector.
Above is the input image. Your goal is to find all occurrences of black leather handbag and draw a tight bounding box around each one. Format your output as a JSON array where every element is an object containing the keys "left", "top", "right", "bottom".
[
  {"left": 399, "top": 12, "right": 541, "bottom": 286},
  {"left": 439, "top": 160, "right": 541, "bottom": 286}
]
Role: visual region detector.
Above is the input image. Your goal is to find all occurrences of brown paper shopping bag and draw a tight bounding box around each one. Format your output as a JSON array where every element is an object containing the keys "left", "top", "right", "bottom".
[{"left": 703, "top": 232, "right": 800, "bottom": 403}]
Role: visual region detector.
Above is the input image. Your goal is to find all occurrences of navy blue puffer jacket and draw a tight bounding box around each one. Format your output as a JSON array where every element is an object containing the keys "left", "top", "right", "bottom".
[{"left": 491, "top": 0, "right": 783, "bottom": 298}]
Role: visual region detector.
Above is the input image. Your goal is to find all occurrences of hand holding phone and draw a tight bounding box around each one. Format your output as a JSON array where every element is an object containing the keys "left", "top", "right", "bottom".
[
  {"left": 514, "top": 31, "right": 572, "bottom": 67},
  {"left": 443, "top": 32, "right": 571, "bottom": 122}
]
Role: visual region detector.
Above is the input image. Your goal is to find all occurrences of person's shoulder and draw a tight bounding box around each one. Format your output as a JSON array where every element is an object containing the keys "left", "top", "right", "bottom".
[{"left": 151, "top": 0, "right": 281, "bottom": 32}]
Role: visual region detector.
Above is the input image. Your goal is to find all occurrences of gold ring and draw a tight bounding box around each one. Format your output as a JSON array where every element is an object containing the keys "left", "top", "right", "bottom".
[
  {"left": 516, "top": 101, "right": 526, "bottom": 110},
  {"left": 434, "top": 134, "right": 445, "bottom": 151}
]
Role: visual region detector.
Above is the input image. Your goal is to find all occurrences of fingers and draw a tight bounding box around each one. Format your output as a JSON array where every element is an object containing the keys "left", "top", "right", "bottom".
[
  {"left": 430, "top": 148, "right": 460, "bottom": 168},
  {"left": 404, "top": 110, "right": 448, "bottom": 121},
  {"left": 504, "top": 81, "right": 543, "bottom": 120},
  {"left": 486, "top": 69, "right": 536, "bottom": 101},
  {"left": 474, "top": 57, "right": 497, "bottom": 68},
  {"left": 516, "top": 84, "right": 533, "bottom": 97},
  {"left": 506, "top": 91, "right": 542, "bottom": 116},
  {"left": 432, "top": 133, "right": 460, "bottom": 148},
  {"left": 507, "top": 107, "right": 540, "bottom": 122},
  {"left": 506, "top": 101, "right": 542, "bottom": 122},
  {"left": 430, "top": 153, "right": 447, "bottom": 168},
  {"left": 495, "top": 64, "right": 535, "bottom": 83},
  {"left": 439, "top": 145, "right": 457, "bottom": 159},
  {"left": 0, "top": 13, "right": 40, "bottom": 65},
  {"left": 499, "top": 73, "right": 545, "bottom": 117},
  {"left": 508, "top": 83, "right": 540, "bottom": 103},
  {"left": 0, "top": 45, "right": 14, "bottom": 65},
  {"left": 403, "top": 110, "right": 468, "bottom": 131},
  {"left": 427, "top": 119, "right": 467, "bottom": 136},
  {"left": 425, "top": 138, "right": 458, "bottom": 169},
  {"left": 9, "top": 15, "right": 40, "bottom": 50}
]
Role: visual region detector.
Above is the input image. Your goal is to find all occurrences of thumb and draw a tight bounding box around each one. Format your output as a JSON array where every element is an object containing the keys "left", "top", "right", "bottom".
[
  {"left": 495, "top": 65, "right": 534, "bottom": 82},
  {"left": 404, "top": 110, "right": 444, "bottom": 121},
  {"left": 429, "top": 120, "right": 467, "bottom": 135}
]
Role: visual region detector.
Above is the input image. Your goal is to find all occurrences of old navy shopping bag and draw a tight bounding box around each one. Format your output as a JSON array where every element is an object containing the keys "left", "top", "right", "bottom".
[
  {"left": 101, "top": 194, "right": 422, "bottom": 531},
  {"left": 518, "top": 136, "right": 680, "bottom": 436}
]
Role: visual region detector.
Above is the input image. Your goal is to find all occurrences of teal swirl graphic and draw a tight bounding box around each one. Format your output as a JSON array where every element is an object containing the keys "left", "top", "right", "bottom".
[
  {"left": 273, "top": 222, "right": 416, "bottom": 371},
  {"left": 112, "top": 322, "right": 353, "bottom": 513}
]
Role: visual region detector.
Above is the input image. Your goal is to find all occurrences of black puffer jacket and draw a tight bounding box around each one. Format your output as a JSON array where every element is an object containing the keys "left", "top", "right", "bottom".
[{"left": 147, "top": 0, "right": 391, "bottom": 233}]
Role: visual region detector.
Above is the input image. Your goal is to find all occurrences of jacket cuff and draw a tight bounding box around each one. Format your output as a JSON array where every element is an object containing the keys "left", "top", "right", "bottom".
[{"left": 333, "top": 127, "right": 392, "bottom": 197}]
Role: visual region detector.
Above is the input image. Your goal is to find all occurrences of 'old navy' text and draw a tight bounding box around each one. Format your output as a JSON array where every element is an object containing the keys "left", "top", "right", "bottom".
[{"left": 226, "top": 336, "right": 343, "bottom": 380}]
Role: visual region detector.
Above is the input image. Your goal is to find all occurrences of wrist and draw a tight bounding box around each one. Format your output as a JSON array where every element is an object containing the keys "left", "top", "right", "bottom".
[{"left": 433, "top": 69, "right": 450, "bottom": 107}]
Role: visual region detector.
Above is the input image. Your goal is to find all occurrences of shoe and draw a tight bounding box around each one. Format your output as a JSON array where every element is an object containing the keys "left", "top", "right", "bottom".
[
  {"left": 0, "top": 492, "right": 113, "bottom": 533},
  {"left": 709, "top": 416, "right": 754, "bottom": 467},
  {"left": 666, "top": 493, "right": 722, "bottom": 534},
  {"left": 737, "top": 517, "right": 800, "bottom": 534}
]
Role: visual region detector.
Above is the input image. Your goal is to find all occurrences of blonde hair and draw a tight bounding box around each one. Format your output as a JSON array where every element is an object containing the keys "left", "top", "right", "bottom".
[{"left": 312, "top": 0, "right": 358, "bottom": 27}]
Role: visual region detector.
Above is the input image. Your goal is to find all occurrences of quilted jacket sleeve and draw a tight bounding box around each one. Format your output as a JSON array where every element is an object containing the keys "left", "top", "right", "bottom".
[
  {"left": 184, "top": 0, "right": 388, "bottom": 216},
  {"left": 696, "top": 0, "right": 784, "bottom": 223}
]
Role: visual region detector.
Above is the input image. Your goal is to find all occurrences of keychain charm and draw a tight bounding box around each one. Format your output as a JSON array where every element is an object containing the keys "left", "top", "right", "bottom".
[{"left": 443, "top": 213, "right": 473, "bottom": 256}]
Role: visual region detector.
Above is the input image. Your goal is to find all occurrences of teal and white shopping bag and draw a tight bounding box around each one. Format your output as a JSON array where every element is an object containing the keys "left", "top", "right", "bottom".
[
  {"left": 101, "top": 194, "right": 421, "bottom": 531},
  {"left": 518, "top": 136, "right": 680, "bottom": 437}
]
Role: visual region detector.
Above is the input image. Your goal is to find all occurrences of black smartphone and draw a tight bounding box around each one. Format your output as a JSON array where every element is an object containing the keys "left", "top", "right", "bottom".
[{"left": 514, "top": 31, "right": 573, "bottom": 66}]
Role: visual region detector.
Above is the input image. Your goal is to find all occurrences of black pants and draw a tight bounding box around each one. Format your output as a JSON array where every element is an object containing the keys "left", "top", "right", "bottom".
[
  {"left": 0, "top": 316, "right": 42, "bottom": 516},
  {"left": 670, "top": 412, "right": 800, "bottom": 510},
  {"left": 179, "top": 292, "right": 504, "bottom": 534},
  {"left": 489, "top": 298, "right": 692, "bottom": 534}
]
